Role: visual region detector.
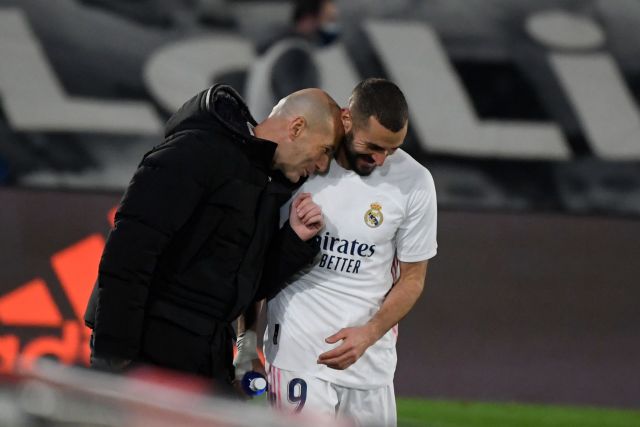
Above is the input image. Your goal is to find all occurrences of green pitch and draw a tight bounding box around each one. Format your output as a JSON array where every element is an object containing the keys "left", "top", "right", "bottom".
[{"left": 397, "top": 399, "right": 640, "bottom": 427}]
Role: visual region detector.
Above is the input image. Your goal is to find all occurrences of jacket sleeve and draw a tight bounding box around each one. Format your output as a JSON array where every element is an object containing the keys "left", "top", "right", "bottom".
[
  {"left": 92, "top": 137, "right": 217, "bottom": 359},
  {"left": 254, "top": 221, "right": 320, "bottom": 301}
]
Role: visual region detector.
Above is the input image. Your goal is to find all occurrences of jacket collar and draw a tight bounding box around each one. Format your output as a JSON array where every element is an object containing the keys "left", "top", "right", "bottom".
[{"left": 202, "top": 85, "right": 277, "bottom": 175}]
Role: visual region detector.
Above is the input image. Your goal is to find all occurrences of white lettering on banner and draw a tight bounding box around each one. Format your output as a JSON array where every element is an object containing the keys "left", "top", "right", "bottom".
[
  {"left": 0, "top": 9, "right": 162, "bottom": 134},
  {"left": 525, "top": 10, "right": 605, "bottom": 50},
  {"left": 1, "top": 8, "right": 639, "bottom": 160},
  {"left": 527, "top": 11, "right": 640, "bottom": 159},
  {"left": 144, "top": 35, "right": 255, "bottom": 113},
  {"left": 551, "top": 54, "right": 640, "bottom": 159},
  {"left": 364, "top": 20, "right": 570, "bottom": 160}
]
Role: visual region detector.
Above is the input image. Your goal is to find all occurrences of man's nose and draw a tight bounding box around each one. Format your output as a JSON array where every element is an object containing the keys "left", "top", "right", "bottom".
[
  {"left": 372, "top": 152, "right": 388, "bottom": 166},
  {"left": 316, "top": 155, "right": 330, "bottom": 173}
]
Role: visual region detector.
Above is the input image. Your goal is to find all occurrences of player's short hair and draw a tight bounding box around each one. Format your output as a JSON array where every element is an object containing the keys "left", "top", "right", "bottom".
[
  {"left": 292, "top": 0, "right": 329, "bottom": 23},
  {"left": 349, "top": 78, "right": 409, "bottom": 132}
]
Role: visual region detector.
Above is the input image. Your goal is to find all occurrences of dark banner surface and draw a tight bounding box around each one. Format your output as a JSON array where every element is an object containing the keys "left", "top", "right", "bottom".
[
  {"left": 2, "top": 189, "right": 638, "bottom": 407},
  {"left": 397, "top": 211, "right": 640, "bottom": 408}
]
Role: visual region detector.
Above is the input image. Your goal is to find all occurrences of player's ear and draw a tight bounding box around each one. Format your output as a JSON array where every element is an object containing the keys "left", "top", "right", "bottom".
[{"left": 341, "top": 108, "right": 352, "bottom": 133}]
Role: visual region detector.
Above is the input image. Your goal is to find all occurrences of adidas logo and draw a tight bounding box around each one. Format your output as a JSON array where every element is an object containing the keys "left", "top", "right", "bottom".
[{"left": 0, "top": 207, "right": 116, "bottom": 374}]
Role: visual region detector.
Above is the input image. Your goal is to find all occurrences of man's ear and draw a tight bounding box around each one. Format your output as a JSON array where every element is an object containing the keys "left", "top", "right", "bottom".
[
  {"left": 341, "top": 108, "right": 352, "bottom": 133},
  {"left": 289, "top": 116, "right": 306, "bottom": 141}
]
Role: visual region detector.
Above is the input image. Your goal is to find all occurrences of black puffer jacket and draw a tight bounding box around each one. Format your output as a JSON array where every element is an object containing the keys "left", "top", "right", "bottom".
[{"left": 85, "top": 85, "right": 318, "bottom": 376}]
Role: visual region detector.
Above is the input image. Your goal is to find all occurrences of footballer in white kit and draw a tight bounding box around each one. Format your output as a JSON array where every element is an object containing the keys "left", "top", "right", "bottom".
[{"left": 264, "top": 79, "right": 437, "bottom": 426}]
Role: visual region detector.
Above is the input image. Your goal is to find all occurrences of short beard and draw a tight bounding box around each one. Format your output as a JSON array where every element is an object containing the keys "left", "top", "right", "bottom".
[{"left": 343, "top": 131, "right": 374, "bottom": 176}]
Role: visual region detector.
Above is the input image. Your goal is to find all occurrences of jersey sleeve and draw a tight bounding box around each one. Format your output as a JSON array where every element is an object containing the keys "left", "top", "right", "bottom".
[{"left": 395, "top": 169, "right": 438, "bottom": 262}]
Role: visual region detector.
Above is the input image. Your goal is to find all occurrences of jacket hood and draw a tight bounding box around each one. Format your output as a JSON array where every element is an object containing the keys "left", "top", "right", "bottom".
[
  {"left": 164, "top": 85, "right": 279, "bottom": 174},
  {"left": 165, "top": 84, "right": 257, "bottom": 141}
]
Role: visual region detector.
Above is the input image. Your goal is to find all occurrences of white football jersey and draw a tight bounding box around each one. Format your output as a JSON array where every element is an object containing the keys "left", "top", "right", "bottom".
[{"left": 265, "top": 150, "right": 437, "bottom": 388}]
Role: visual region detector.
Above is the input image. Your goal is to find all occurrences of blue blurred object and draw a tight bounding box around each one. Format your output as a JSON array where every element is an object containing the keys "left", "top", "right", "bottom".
[{"left": 241, "top": 371, "right": 267, "bottom": 397}]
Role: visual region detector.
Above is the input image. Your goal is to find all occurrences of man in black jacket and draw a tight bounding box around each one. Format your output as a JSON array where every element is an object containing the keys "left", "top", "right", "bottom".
[{"left": 84, "top": 84, "right": 343, "bottom": 387}]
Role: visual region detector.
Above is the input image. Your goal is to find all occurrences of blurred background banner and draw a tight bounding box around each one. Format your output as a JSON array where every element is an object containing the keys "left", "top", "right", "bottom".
[
  {"left": 1, "top": 0, "right": 640, "bottom": 412},
  {"left": 0, "top": 0, "right": 639, "bottom": 215}
]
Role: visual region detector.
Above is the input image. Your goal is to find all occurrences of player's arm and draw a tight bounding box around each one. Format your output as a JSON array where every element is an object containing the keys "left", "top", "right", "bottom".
[
  {"left": 319, "top": 167, "right": 437, "bottom": 371},
  {"left": 317, "top": 260, "right": 428, "bottom": 370}
]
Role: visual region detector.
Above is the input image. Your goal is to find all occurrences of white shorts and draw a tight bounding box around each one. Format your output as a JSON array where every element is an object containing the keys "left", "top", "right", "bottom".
[{"left": 267, "top": 365, "right": 397, "bottom": 427}]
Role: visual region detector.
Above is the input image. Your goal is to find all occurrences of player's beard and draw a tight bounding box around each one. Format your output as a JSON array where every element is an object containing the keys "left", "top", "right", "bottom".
[{"left": 343, "top": 130, "right": 376, "bottom": 176}]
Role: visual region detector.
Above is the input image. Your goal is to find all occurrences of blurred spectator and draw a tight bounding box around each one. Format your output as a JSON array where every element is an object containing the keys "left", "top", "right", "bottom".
[
  {"left": 257, "top": 0, "right": 339, "bottom": 54},
  {"left": 246, "top": 0, "right": 340, "bottom": 122}
]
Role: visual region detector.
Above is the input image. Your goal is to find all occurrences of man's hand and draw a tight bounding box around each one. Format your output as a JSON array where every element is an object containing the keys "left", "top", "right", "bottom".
[
  {"left": 317, "top": 324, "right": 379, "bottom": 370},
  {"left": 290, "top": 192, "right": 324, "bottom": 241}
]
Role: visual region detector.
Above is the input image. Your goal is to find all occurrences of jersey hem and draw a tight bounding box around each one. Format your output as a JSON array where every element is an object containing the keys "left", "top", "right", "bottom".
[
  {"left": 397, "top": 248, "right": 437, "bottom": 263},
  {"left": 268, "top": 362, "right": 394, "bottom": 391}
]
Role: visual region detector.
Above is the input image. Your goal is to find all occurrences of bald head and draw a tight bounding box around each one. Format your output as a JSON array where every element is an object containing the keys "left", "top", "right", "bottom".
[
  {"left": 256, "top": 88, "right": 344, "bottom": 183},
  {"left": 270, "top": 88, "right": 341, "bottom": 139}
]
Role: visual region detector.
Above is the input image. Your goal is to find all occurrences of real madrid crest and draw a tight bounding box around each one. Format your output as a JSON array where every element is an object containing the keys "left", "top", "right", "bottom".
[{"left": 364, "top": 202, "right": 384, "bottom": 228}]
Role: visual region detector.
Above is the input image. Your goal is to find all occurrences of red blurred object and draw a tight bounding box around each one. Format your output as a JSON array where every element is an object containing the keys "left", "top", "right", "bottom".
[{"left": 126, "top": 365, "right": 212, "bottom": 395}]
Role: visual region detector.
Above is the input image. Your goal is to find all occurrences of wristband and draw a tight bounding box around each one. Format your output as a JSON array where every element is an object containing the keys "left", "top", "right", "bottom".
[{"left": 236, "top": 330, "right": 258, "bottom": 359}]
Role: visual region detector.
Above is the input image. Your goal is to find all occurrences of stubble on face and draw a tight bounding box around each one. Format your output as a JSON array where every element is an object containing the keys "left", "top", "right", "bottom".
[{"left": 342, "top": 131, "right": 376, "bottom": 176}]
